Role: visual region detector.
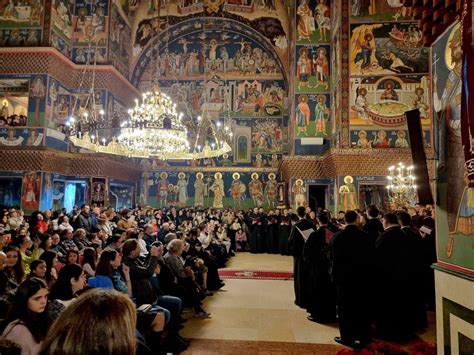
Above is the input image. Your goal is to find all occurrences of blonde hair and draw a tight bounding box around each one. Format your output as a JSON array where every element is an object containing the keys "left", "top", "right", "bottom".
[{"left": 39, "top": 289, "right": 137, "bottom": 355}]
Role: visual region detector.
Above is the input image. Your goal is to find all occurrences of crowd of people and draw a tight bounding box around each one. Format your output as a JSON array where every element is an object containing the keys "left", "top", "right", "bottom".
[
  {"left": 0, "top": 202, "right": 437, "bottom": 353},
  {"left": 0, "top": 205, "right": 255, "bottom": 354},
  {"left": 289, "top": 204, "right": 437, "bottom": 349}
]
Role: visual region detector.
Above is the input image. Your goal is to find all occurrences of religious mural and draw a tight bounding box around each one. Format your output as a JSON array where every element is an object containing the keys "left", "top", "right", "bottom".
[
  {"left": 127, "top": 3, "right": 290, "bottom": 164},
  {"left": 109, "top": 3, "right": 132, "bottom": 78},
  {"left": 157, "top": 79, "right": 287, "bottom": 119},
  {"left": 50, "top": 30, "right": 72, "bottom": 58},
  {"left": 51, "top": 0, "right": 74, "bottom": 41},
  {"left": 72, "top": 0, "right": 109, "bottom": 64},
  {"left": 294, "top": 0, "right": 331, "bottom": 155},
  {"left": 0, "top": 128, "right": 44, "bottom": 147},
  {"left": 0, "top": 28, "right": 42, "bottom": 46},
  {"left": 28, "top": 75, "right": 47, "bottom": 127},
  {"left": 347, "top": 7, "right": 433, "bottom": 150},
  {"left": 0, "top": 79, "right": 29, "bottom": 128},
  {"left": 355, "top": 175, "right": 390, "bottom": 211},
  {"left": 350, "top": 22, "right": 429, "bottom": 77},
  {"left": 349, "top": 75, "right": 431, "bottom": 126},
  {"left": 294, "top": 93, "right": 330, "bottom": 138},
  {"left": 432, "top": 22, "right": 473, "bottom": 271},
  {"left": 295, "top": 44, "right": 330, "bottom": 93},
  {"left": 350, "top": 129, "right": 431, "bottom": 149},
  {"left": 296, "top": 0, "right": 331, "bottom": 44},
  {"left": 350, "top": 0, "right": 414, "bottom": 23},
  {"left": 130, "top": 2, "right": 288, "bottom": 61},
  {"left": 139, "top": 170, "right": 281, "bottom": 209},
  {"left": 0, "top": 177, "right": 22, "bottom": 209},
  {"left": 21, "top": 172, "right": 41, "bottom": 212},
  {"left": 0, "top": 0, "right": 44, "bottom": 31}
]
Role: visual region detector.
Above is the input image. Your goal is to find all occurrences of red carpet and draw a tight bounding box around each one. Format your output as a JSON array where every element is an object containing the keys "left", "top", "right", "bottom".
[
  {"left": 218, "top": 269, "right": 293, "bottom": 280},
  {"left": 336, "top": 340, "right": 436, "bottom": 355},
  {"left": 183, "top": 339, "right": 342, "bottom": 354}
]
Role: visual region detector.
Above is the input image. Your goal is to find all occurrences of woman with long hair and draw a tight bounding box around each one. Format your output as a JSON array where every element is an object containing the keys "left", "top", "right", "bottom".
[
  {"left": 2, "top": 246, "right": 25, "bottom": 290},
  {"left": 81, "top": 247, "right": 97, "bottom": 277},
  {"left": 91, "top": 249, "right": 131, "bottom": 296},
  {"left": 38, "top": 234, "right": 52, "bottom": 255},
  {"left": 2, "top": 278, "right": 49, "bottom": 354},
  {"left": 49, "top": 264, "right": 86, "bottom": 304},
  {"left": 15, "top": 234, "right": 41, "bottom": 274},
  {"left": 39, "top": 289, "right": 137, "bottom": 355},
  {"left": 39, "top": 251, "right": 58, "bottom": 287}
]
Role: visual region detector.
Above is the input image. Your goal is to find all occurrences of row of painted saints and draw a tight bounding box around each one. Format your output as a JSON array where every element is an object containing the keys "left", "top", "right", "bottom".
[{"left": 141, "top": 172, "right": 280, "bottom": 208}]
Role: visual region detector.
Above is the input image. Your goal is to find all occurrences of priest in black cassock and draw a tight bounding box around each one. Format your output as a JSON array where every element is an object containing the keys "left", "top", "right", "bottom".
[
  {"left": 362, "top": 205, "right": 384, "bottom": 247},
  {"left": 278, "top": 209, "right": 291, "bottom": 255},
  {"left": 329, "top": 210, "right": 372, "bottom": 348},
  {"left": 374, "top": 212, "right": 414, "bottom": 341},
  {"left": 397, "top": 211, "right": 427, "bottom": 331},
  {"left": 288, "top": 206, "right": 315, "bottom": 309},
  {"left": 303, "top": 211, "right": 336, "bottom": 323}
]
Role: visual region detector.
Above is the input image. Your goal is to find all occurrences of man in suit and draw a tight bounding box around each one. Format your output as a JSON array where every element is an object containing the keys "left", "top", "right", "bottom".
[
  {"left": 288, "top": 206, "right": 315, "bottom": 308},
  {"left": 329, "top": 210, "right": 372, "bottom": 348},
  {"left": 375, "top": 212, "right": 414, "bottom": 341}
]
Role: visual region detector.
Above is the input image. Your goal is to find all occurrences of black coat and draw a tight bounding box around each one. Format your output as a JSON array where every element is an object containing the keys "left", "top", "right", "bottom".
[
  {"left": 402, "top": 226, "right": 428, "bottom": 330},
  {"left": 289, "top": 219, "right": 315, "bottom": 308},
  {"left": 329, "top": 224, "right": 372, "bottom": 343},
  {"left": 303, "top": 226, "right": 336, "bottom": 321},
  {"left": 375, "top": 225, "right": 414, "bottom": 340},
  {"left": 362, "top": 218, "right": 384, "bottom": 247},
  {"left": 77, "top": 212, "right": 95, "bottom": 233},
  {"left": 123, "top": 255, "right": 159, "bottom": 306}
]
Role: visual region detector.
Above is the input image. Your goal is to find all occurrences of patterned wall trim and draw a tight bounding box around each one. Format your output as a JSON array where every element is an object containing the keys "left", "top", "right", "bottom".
[
  {"left": 0, "top": 148, "right": 141, "bottom": 182},
  {"left": 280, "top": 149, "right": 434, "bottom": 181},
  {"left": 340, "top": 0, "right": 350, "bottom": 148},
  {"left": 442, "top": 297, "right": 474, "bottom": 355},
  {"left": 0, "top": 48, "right": 139, "bottom": 107},
  {"left": 144, "top": 167, "right": 279, "bottom": 174}
]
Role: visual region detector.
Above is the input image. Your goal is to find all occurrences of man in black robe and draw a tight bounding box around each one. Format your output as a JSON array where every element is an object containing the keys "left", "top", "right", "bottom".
[
  {"left": 278, "top": 209, "right": 291, "bottom": 255},
  {"left": 329, "top": 210, "right": 372, "bottom": 348},
  {"left": 248, "top": 207, "right": 260, "bottom": 253},
  {"left": 304, "top": 211, "right": 336, "bottom": 323},
  {"left": 397, "top": 211, "right": 427, "bottom": 331},
  {"left": 374, "top": 212, "right": 414, "bottom": 341},
  {"left": 288, "top": 206, "right": 315, "bottom": 309},
  {"left": 362, "top": 205, "right": 384, "bottom": 247}
]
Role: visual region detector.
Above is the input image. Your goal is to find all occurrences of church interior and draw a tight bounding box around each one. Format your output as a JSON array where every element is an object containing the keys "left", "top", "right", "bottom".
[{"left": 0, "top": 0, "right": 473, "bottom": 353}]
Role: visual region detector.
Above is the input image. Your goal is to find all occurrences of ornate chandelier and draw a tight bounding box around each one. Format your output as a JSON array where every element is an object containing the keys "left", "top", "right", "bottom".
[{"left": 386, "top": 163, "right": 417, "bottom": 208}]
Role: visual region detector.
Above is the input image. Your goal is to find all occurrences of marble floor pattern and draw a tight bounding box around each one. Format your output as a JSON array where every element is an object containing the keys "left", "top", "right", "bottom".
[{"left": 181, "top": 253, "right": 437, "bottom": 354}]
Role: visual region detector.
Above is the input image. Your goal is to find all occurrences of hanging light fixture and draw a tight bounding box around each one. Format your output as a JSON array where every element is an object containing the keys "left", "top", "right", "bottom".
[{"left": 386, "top": 162, "right": 417, "bottom": 208}]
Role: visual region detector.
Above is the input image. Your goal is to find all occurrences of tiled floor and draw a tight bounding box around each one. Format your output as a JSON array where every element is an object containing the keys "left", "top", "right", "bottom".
[
  {"left": 181, "top": 253, "right": 437, "bottom": 352},
  {"left": 182, "top": 254, "right": 340, "bottom": 345}
]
